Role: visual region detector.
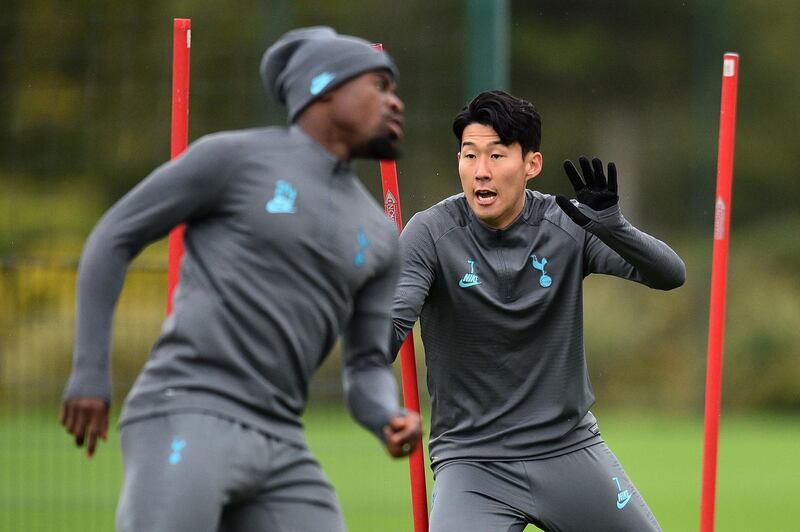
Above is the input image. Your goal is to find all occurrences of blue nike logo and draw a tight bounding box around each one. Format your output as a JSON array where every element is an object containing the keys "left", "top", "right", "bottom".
[
  {"left": 310, "top": 72, "right": 336, "bottom": 95},
  {"left": 458, "top": 259, "right": 481, "bottom": 288},
  {"left": 612, "top": 477, "right": 631, "bottom": 510},
  {"left": 617, "top": 492, "right": 632, "bottom": 509}
]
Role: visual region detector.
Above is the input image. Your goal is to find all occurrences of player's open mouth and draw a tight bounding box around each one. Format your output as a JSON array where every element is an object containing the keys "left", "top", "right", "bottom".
[{"left": 475, "top": 189, "right": 497, "bottom": 206}]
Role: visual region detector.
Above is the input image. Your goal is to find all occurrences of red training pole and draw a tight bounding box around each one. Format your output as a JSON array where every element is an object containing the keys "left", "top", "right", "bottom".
[
  {"left": 700, "top": 52, "right": 739, "bottom": 532},
  {"left": 373, "top": 43, "right": 429, "bottom": 532},
  {"left": 167, "top": 18, "right": 191, "bottom": 315}
]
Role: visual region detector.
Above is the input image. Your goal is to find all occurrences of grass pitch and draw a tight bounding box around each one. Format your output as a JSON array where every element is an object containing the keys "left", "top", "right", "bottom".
[{"left": 0, "top": 408, "right": 797, "bottom": 531}]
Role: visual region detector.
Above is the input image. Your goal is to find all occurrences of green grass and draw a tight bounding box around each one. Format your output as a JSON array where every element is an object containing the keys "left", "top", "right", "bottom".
[
  {"left": 1, "top": 409, "right": 798, "bottom": 531},
  {"left": 597, "top": 412, "right": 800, "bottom": 531}
]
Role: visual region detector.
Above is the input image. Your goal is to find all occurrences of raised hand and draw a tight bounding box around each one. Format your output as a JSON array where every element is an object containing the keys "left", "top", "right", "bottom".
[{"left": 555, "top": 156, "right": 619, "bottom": 227}]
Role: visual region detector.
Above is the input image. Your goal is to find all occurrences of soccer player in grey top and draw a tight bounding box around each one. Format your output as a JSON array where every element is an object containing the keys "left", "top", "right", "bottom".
[
  {"left": 60, "top": 27, "right": 421, "bottom": 532},
  {"left": 392, "top": 91, "right": 685, "bottom": 531}
]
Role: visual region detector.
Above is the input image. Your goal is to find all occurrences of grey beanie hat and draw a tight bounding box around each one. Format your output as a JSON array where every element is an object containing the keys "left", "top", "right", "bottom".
[{"left": 260, "top": 26, "right": 399, "bottom": 122}]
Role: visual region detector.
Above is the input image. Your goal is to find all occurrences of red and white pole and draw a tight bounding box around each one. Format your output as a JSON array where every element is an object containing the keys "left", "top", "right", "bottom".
[
  {"left": 700, "top": 52, "right": 739, "bottom": 532},
  {"left": 380, "top": 158, "right": 429, "bottom": 532},
  {"left": 167, "top": 18, "right": 191, "bottom": 314},
  {"left": 374, "top": 43, "right": 429, "bottom": 532}
]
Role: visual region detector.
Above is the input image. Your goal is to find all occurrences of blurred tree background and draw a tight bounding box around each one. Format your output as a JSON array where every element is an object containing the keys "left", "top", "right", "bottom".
[{"left": 1, "top": 0, "right": 799, "bottom": 415}]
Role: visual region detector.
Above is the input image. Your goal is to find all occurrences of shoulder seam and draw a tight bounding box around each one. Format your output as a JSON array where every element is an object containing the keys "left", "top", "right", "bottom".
[
  {"left": 541, "top": 213, "right": 584, "bottom": 247},
  {"left": 432, "top": 224, "right": 463, "bottom": 247}
]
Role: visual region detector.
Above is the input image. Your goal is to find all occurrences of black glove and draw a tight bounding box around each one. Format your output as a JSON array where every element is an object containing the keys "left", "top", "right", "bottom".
[{"left": 555, "top": 156, "right": 619, "bottom": 227}]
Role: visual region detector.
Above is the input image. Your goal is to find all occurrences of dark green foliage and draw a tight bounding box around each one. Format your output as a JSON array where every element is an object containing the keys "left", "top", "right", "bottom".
[{"left": 1, "top": 0, "right": 798, "bottom": 409}]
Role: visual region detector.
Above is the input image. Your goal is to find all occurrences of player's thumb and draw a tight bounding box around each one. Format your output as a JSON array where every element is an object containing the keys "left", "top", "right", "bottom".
[
  {"left": 388, "top": 415, "right": 407, "bottom": 431},
  {"left": 555, "top": 195, "right": 591, "bottom": 227}
]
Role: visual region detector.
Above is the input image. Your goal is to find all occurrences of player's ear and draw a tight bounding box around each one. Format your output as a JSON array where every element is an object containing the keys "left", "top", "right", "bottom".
[
  {"left": 525, "top": 151, "right": 543, "bottom": 182},
  {"left": 457, "top": 151, "right": 462, "bottom": 162}
]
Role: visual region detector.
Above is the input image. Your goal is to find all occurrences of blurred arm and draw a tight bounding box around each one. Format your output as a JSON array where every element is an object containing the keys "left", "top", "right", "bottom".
[
  {"left": 63, "top": 134, "right": 232, "bottom": 403},
  {"left": 341, "top": 248, "right": 406, "bottom": 441}
]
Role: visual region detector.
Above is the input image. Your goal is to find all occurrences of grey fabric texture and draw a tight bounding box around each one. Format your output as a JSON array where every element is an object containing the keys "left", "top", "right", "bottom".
[
  {"left": 392, "top": 189, "right": 685, "bottom": 469},
  {"left": 64, "top": 125, "right": 403, "bottom": 444},
  {"left": 117, "top": 413, "right": 346, "bottom": 532},
  {"left": 428, "top": 444, "right": 661, "bottom": 532},
  {"left": 260, "top": 26, "right": 398, "bottom": 122}
]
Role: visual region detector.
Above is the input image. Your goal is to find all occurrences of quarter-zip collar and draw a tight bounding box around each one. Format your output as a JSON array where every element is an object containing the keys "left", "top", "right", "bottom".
[
  {"left": 467, "top": 190, "right": 538, "bottom": 249},
  {"left": 289, "top": 124, "right": 353, "bottom": 175}
]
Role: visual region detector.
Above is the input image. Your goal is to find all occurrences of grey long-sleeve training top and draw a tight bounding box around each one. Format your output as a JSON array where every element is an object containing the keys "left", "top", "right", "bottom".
[
  {"left": 391, "top": 189, "right": 686, "bottom": 470},
  {"left": 64, "top": 125, "right": 403, "bottom": 445}
]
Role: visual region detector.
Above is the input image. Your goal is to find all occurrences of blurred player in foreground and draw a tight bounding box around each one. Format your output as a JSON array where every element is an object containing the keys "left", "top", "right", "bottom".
[
  {"left": 61, "top": 26, "right": 420, "bottom": 532},
  {"left": 391, "top": 90, "right": 685, "bottom": 531}
]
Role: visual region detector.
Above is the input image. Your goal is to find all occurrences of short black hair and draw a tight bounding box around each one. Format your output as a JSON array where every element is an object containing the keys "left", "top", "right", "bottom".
[{"left": 452, "top": 90, "right": 542, "bottom": 155}]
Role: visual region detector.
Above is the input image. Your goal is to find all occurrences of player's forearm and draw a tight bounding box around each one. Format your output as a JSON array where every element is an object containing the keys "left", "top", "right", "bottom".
[
  {"left": 583, "top": 204, "right": 686, "bottom": 290},
  {"left": 344, "top": 310, "right": 402, "bottom": 440},
  {"left": 64, "top": 225, "right": 135, "bottom": 401},
  {"left": 343, "top": 361, "right": 402, "bottom": 440},
  {"left": 344, "top": 248, "right": 404, "bottom": 437}
]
